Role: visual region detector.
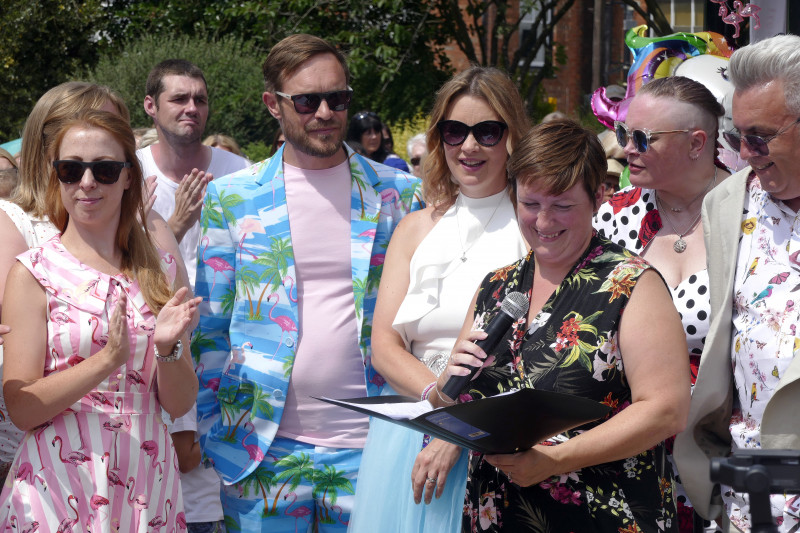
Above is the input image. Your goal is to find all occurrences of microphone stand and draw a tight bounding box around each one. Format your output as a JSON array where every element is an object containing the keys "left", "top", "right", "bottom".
[{"left": 710, "top": 450, "right": 800, "bottom": 533}]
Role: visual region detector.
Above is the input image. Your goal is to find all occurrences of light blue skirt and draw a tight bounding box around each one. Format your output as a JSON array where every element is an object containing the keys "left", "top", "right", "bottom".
[{"left": 348, "top": 396, "right": 468, "bottom": 533}]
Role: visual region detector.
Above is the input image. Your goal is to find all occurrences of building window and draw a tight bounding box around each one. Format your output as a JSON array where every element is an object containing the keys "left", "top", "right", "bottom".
[
  {"left": 658, "top": 0, "right": 705, "bottom": 33},
  {"left": 519, "top": 5, "right": 551, "bottom": 67}
]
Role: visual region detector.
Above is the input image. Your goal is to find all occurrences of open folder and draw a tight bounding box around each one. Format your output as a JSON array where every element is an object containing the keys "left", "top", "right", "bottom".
[{"left": 315, "top": 388, "right": 610, "bottom": 454}]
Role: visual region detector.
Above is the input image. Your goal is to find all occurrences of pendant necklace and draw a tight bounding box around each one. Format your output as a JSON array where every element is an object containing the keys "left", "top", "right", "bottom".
[
  {"left": 656, "top": 169, "right": 717, "bottom": 253},
  {"left": 454, "top": 192, "right": 505, "bottom": 262}
]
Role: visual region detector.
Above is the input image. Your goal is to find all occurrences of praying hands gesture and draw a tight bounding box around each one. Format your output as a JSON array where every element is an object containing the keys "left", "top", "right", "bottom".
[{"left": 168, "top": 168, "right": 210, "bottom": 243}]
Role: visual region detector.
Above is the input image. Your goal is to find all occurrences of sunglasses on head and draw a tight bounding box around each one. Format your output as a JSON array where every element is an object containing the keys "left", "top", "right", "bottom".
[
  {"left": 614, "top": 121, "right": 690, "bottom": 153},
  {"left": 53, "top": 160, "right": 131, "bottom": 185},
  {"left": 275, "top": 88, "right": 353, "bottom": 114},
  {"left": 437, "top": 120, "right": 507, "bottom": 147},
  {"left": 722, "top": 117, "right": 800, "bottom": 156}
]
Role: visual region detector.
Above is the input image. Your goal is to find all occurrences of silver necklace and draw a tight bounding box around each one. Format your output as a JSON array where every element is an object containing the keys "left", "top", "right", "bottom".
[
  {"left": 657, "top": 166, "right": 718, "bottom": 212},
  {"left": 656, "top": 169, "right": 716, "bottom": 253},
  {"left": 454, "top": 192, "right": 505, "bottom": 262}
]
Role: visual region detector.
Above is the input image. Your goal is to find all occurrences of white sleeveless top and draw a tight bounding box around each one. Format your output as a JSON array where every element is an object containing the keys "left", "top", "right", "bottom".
[
  {"left": 0, "top": 199, "right": 59, "bottom": 463},
  {"left": 393, "top": 190, "right": 528, "bottom": 375}
]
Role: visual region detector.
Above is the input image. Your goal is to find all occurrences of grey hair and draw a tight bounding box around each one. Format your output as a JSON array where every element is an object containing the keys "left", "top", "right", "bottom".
[
  {"left": 728, "top": 34, "right": 800, "bottom": 115},
  {"left": 406, "top": 133, "right": 426, "bottom": 159}
]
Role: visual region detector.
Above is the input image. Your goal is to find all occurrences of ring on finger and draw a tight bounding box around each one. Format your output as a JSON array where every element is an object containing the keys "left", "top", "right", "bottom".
[{"left": 426, "top": 477, "right": 437, "bottom": 484}]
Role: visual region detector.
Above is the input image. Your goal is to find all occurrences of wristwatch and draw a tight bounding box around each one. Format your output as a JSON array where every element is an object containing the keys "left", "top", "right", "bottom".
[{"left": 155, "top": 339, "right": 183, "bottom": 363}]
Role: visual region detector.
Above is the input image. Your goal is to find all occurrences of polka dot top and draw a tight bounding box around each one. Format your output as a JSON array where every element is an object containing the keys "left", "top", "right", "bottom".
[{"left": 594, "top": 186, "right": 709, "bottom": 385}]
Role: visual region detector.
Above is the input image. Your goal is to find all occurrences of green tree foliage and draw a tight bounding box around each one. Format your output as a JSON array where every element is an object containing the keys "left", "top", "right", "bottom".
[
  {"left": 85, "top": 34, "right": 270, "bottom": 150},
  {"left": 0, "top": 0, "right": 108, "bottom": 141}
]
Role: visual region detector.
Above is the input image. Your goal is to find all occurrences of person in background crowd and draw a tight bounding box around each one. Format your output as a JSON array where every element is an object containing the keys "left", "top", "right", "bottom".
[
  {"left": 381, "top": 123, "right": 410, "bottom": 171},
  {"left": 0, "top": 109, "right": 199, "bottom": 529},
  {"left": 203, "top": 133, "right": 244, "bottom": 157},
  {"left": 674, "top": 33, "right": 800, "bottom": 533},
  {"left": 348, "top": 65, "right": 529, "bottom": 533},
  {"left": 442, "top": 120, "right": 689, "bottom": 532},
  {"left": 406, "top": 132, "right": 427, "bottom": 178},
  {"left": 0, "top": 81, "right": 187, "bottom": 487},
  {"left": 347, "top": 111, "right": 410, "bottom": 172},
  {"left": 140, "top": 58, "right": 249, "bottom": 533},
  {"left": 194, "top": 33, "right": 422, "bottom": 531},
  {"left": 0, "top": 148, "right": 18, "bottom": 199},
  {"left": 269, "top": 129, "right": 286, "bottom": 156}
]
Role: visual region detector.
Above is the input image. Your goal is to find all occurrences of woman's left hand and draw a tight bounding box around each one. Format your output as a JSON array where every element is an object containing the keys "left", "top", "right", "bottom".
[
  {"left": 484, "top": 445, "right": 560, "bottom": 487},
  {"left": 153, "top": 287, "right": 202, "bottom": 352},
  {"left": 411, "top": 439, "right": 463, "bottom": 504}
]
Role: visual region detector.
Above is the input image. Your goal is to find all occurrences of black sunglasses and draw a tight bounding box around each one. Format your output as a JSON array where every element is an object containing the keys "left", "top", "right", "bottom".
[
  {"left": 53, "top": 160, "right": 131, "bottom": 185},
  {"left": 410, "top": 157, "right": 421, "bottom": 166},
  {"left": 723, "top": 117, "right": 800, "bottom": 156},
  {"left": 614, "top": 121, "right": 690, "bottom": 153},
  {"left": 275, "top": 88, "right": 353, "bottom": 114},
  {"left": 437, "top": 120, "right": 507, "bottom": 147}
]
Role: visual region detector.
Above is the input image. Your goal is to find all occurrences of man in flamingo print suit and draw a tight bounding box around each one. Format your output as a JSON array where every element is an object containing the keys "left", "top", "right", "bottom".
[{"left": 194, "top": 34, "right": 422, "bottom": 532}]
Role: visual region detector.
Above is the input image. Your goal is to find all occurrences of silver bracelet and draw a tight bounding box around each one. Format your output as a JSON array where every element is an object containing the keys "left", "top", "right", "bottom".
[{"left": 435, "top": 383, "right": 456, "bottom": 405}]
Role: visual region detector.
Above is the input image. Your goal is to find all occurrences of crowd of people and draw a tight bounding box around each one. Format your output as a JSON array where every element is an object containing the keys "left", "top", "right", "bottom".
[{"left": 0, "top": 30, "right": 798, "bottom": 533}]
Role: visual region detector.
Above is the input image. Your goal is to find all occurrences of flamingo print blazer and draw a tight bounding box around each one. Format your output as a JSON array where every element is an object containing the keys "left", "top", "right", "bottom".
[{"left": 194, "top": 144, "right": 423, "bottom": 485}]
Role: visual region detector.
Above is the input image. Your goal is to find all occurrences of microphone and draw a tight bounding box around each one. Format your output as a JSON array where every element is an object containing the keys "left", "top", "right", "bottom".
[{"left": 440, "top": 291, "right": 529, "bottom": 399}]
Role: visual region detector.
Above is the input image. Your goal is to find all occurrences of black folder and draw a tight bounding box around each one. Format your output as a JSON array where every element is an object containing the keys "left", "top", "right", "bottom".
[{"left": 316, "top": 389, "right": 610, "bottom": 454}]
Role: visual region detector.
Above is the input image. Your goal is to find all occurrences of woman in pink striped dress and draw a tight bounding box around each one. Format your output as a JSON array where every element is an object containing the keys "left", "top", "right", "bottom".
[{"left": 0, "top": 109, "right": 200, "bottom": 531}]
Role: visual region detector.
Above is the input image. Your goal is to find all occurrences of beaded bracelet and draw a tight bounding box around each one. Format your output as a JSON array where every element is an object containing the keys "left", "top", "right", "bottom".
[{"left": 420, "top": 381, "right": 437, "bottom": 401}]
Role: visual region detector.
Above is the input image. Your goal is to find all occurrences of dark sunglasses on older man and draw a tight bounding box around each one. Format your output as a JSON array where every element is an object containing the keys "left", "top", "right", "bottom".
[
  {"left": 437, "top": 120, "right": 507, "bottom": 147},
  {"left": 722, "top": 117, "right": 800, "bottom": 156},
  {"left": 614, "top": 121, "right": 690, "bottom": 153},
  {"left": 53, "top": 160, "right": 131, "bottom": 185},
  {"left": 275, "top": 88, "right": 353, "bottom": 114}
]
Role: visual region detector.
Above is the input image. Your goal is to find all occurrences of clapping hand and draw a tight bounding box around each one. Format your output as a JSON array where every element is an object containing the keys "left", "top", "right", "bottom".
[
  {"left": 168, "top": 169, "right": 210, "bottom": 242},
  {"left": 153, "top": 287, "right": 202, "bottom": 354}
]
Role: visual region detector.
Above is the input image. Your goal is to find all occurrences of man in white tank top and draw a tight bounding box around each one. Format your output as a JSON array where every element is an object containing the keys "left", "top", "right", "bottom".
[{"left": 138, "top": 59, "right": 248, "bottom": 533}]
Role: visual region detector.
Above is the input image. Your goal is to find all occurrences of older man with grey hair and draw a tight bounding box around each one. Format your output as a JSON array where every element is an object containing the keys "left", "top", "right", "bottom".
[
  {"left": 406, "top": 132, "right": 427, "bottom": 177},
  {"left": 674, "top": 34, "right": 800, "bottom": 532}
]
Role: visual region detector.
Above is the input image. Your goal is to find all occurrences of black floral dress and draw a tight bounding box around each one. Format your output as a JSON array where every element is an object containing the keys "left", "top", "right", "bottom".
[{"left": 462, "top": 235, "right": 677, "bottom": 533}]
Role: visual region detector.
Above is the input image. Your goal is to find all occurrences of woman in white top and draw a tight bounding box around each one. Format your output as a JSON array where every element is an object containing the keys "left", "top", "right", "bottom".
[
  {"left": 348, "top": 66, "right": 529, "bottom": 533},
  {"left": 0, "top": 82, "right": 188, "bottom": 483}
]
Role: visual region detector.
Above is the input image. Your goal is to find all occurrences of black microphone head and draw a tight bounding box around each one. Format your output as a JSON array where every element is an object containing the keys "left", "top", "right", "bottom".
[{"left": 500, "top": 291, "right": 529, "bottom": 320}]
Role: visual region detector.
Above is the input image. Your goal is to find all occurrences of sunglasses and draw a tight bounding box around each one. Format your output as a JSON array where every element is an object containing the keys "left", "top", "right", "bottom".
[
  {"left": 53, "top": 160, "right": 131, "bottom": 185},
  {"left": 410, "top": 157, "right": 421, "bottom": 166},
  {"left": 614, "top": 121, "right": 690, "bottom": 153},
  {"left": 437, "top": 120, "right": 507, "bottom": 147},
  {"left": 275, "top": 88, "right": 353, "bottom": 114},
  {"left": 722, "top": 117, "right": 800, "bottom": 156}
]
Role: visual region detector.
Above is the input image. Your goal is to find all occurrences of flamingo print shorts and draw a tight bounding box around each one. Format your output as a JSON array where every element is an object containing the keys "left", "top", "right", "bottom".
[{"left": 220, "top": 437, "right": 361, "bottom": 532}]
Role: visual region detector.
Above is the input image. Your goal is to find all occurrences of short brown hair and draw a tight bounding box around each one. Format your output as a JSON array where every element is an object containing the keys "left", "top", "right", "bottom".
[
  {"left": 262, "top": 34, "right": 350, "bottom": 93},
  {"left": 146, "top": 59, "right": 207, "bottom": 103},
  {"left": 424, "top": 66, "right": 530, "bottom": 209},
  {"left": 508, "top": 120, "right": 606, "bottom": 201}
]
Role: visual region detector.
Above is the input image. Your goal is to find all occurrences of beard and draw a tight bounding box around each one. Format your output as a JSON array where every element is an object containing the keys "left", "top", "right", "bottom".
[{"left": 282, "top": 117, "right": 345, "bottom": 159}]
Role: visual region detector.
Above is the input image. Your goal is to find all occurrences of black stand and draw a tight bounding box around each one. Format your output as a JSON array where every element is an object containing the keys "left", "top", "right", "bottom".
[{"left": 710, "top": 450, "right": 800, "bottom": 533}]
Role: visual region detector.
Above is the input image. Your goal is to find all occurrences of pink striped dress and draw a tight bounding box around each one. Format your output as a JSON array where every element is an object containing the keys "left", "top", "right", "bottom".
[{"left": 0, "top": 235, "right": 185, "bottom": 532}]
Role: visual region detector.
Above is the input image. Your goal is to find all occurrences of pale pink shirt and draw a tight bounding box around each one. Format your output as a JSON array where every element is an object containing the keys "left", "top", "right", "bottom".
[{"left": 276, "top": 160, "right": 369, "bottom": 447}]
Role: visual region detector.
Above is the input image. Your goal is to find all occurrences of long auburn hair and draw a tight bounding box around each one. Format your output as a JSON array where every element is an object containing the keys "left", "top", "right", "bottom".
[
  {"left": 45, "top": 110, "right": 172, "bottom": 314},
  {"left": 13, "top": 82, "right": 129, "bottom": 218}
]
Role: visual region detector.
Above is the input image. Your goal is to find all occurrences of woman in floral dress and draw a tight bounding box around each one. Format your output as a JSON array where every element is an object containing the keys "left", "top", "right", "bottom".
[
  {"left": 430, "top": 121, "right": 691, "bottom": 532},
  {"left": 0, "top": 110, "right": 200, "bottom": 531}
]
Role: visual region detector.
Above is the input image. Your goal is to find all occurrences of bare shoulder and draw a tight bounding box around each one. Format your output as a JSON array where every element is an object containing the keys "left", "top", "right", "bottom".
[{"left": 393, "top": 205, "right": 444, "bottom": 253}]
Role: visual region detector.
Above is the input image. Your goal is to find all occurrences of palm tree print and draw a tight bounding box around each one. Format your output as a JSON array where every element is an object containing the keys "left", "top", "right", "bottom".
[
  {"left": 235, "top": 265, "right": 262, "bottom": 318},
  {"left": 252, "top": 236, "right": 293, "bottom": 319},
  {"left": 201, "top": 190, "right": 244, "bottom": 232},
  {"left": 269, "top": 453, "right": 314, "bottom": 514},
  {"left": 239, "top": 465, "right": 277, "bottom": 517},
  {"left": 349, "top": 162, "right": 370, "bottom": 219},
  {"left": 190, "top": 331, "right": 216, "bottom": 364},
  {"left": 224, "top": 383, "right": 273, "bottom": 440},
  {"left": 312, "top": 464, "right": 354, "bottom": 524}
]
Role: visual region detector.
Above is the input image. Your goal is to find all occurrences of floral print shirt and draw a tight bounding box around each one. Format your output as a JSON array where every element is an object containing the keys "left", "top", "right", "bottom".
[
  {"left": 463, "top": 235, "right": 677, "bottom": 533},
  {"left": 726, "top": 175, "right": 800, "bottom": 532}
]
